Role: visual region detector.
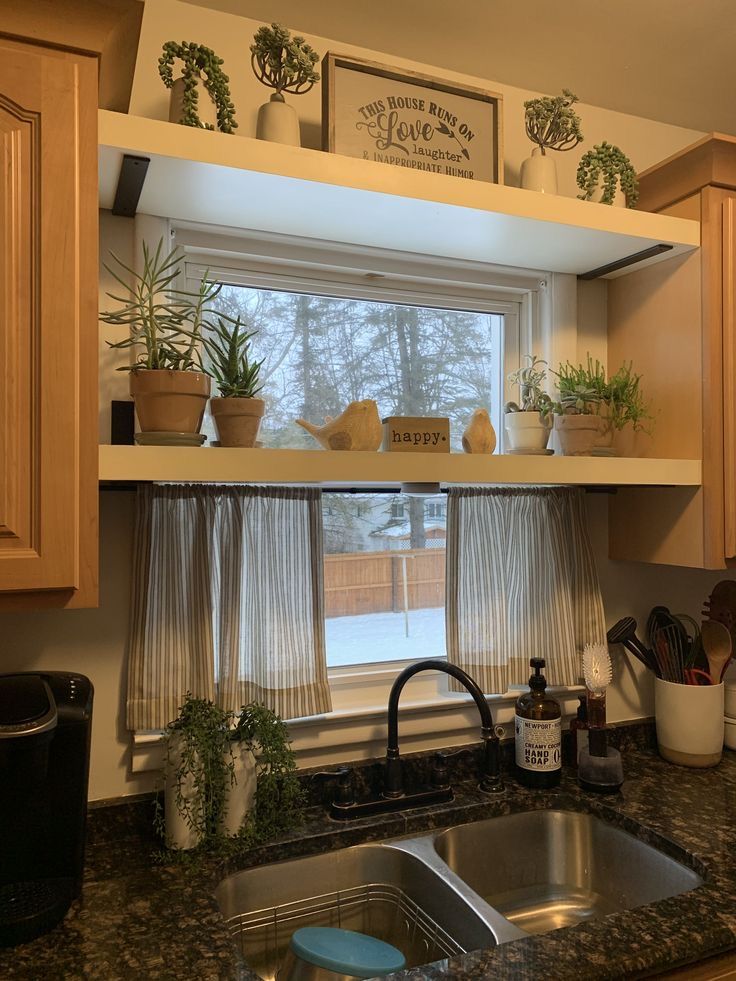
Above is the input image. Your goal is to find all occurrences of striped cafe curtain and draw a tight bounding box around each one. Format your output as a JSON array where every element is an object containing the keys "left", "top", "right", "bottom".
[
  {"left": 445, "top": 486, "right": 606, "bottom": 693},
  {"left": 126, "top": 484, "right": 332, "bottom": 730}
]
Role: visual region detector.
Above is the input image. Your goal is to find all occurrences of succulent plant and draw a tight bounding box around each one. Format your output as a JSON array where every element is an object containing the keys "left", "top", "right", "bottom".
[
  {"left": 250, "top": 23, "right": 320, "bottom": 97},
  {"left": 202, "top": 316, "right": 265, "bottom": 398},
  {"left": 158, "top": 41, "right": 237, "bottom": 133},
  {"left": 505, "top": 355, "right": 554, "bottom": 416},
  {"left": 523, "top": 89, "right": 583, "bottom": 155},
  {"left": 576, "top": 142, "right": 639, "bottom": 207}
]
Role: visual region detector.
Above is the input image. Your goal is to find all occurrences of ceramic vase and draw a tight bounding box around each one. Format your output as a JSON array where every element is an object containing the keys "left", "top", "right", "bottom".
[
  {"left": 211, "top": 397, "right": 265, "bottom": 448},
  {"left": 164, "top": 735, "right": 204, "bottom": 850},
  {"left": 504, "top": 410, "right": 552, "bottom": 453},
  {"left": 220, "top": 743, "right": 257, "bottom": 837},
  {"left": 256, "top": 93, "right": 300, "bottom": 146},
  {"left": 520, "top": 148, "right": 558, "bottom": 194}
]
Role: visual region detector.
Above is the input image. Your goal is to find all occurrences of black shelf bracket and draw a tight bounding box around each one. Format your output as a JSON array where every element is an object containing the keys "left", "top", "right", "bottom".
[
  {"left": 112, "top": 154, "right": 150, "bottom": 218},
  {"left": 578, "top": 243, "right": 674, "bottom": 281}
]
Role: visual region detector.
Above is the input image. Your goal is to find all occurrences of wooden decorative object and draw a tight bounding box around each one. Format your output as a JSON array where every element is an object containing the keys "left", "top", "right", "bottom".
[
  {"left": 462, "top": 409, "right": 496, "bottom": 454},
  {"left": 381, "top": 416, "right": 450, "bottom": 453},
  {"left": 296, "top": 399, "right": 382, "bottom": 451}
]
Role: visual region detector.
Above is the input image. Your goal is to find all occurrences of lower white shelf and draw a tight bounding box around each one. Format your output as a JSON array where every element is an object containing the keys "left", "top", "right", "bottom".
[{"left": 98, "top": 446, "right": 702, "bottom": 488}]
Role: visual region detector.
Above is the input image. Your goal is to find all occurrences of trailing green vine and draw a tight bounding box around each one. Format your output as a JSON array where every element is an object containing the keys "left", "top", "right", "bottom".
[
  {"left": 576, "top": 142, "right": 639, "bottom": 207},
  {"left": 158, "top": 41, "right": 238, "bottom": 133},
  {"left": 154, "top": 694, "right": 304, "bottom": 862}
]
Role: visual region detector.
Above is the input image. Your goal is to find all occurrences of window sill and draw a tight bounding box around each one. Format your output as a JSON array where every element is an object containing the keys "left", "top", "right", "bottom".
[{"left": 131, "top": 679, "right": 585, "bottom": 773}]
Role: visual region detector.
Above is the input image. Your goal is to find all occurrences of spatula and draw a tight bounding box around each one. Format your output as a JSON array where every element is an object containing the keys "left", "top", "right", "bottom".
[{"left": 701, "top": 619, "right": 732, "bottom": 683}]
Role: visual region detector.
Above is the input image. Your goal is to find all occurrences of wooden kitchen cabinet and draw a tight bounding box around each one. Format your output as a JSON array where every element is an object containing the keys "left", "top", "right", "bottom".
[
  {"left": 0, "top": 37, "right": 98, "bottom": 608},
  {"left": 608, "top": 135, "right": 736, "bottom": 569}
]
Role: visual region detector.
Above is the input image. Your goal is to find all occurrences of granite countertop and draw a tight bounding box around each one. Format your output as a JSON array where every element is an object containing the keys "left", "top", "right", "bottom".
[{"left": 3, "top": 728, "right": 736, "bottom": 980}]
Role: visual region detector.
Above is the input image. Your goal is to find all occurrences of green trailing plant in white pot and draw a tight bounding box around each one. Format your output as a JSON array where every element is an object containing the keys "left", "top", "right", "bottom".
[
  {"left": 100, "top": 240, "right": 222, "bottom": 439},
  {"left": 520, "top": 90, "right": 583, "bottom": 194},
  {"left": 203, "top": 315, "right": 266, "bottom": 447},
  {"left": 159, "top": 695, "right": 303, "bottom": 851},
  {"left": 158, "top": 41, "right": 237, "bottom": 133},
  {"left": 576, "top": 142, "right": 639, "bottom": 207},
  {"left": 250, "top": 23, "right": 320, "bottom": 146},
  {"left": 504, "top": 356, "right": 554, "bottom": 453}
]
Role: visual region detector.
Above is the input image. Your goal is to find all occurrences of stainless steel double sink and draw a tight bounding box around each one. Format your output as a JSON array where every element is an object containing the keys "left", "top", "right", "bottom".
[{"left": 216, "top": 809, "right": 703, "bottom": 979}]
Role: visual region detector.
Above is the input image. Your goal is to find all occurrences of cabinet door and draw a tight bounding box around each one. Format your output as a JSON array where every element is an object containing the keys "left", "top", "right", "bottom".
[
  {"left": 723, "top": 194, "right": 736, "bottom": 558},
  {"left": 0, "top": 39, "right": 98, "bottom": 606}
]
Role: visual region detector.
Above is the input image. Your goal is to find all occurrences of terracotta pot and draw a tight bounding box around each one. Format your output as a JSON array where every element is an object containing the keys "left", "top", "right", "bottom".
[
  {"left": 555, "top": 414, "right": 602, "bottom": 456},
  {"left": 130, "top": 369, "right": 210, "bottom": 434},
  {"left": 593, "top": 403, "right": 615, "bottom": 456},
  {"left": 211, "top": 396, "right": 265, "bottom": 447},
  {"left": 504, "top": 410, "right": 552, "bottom": 452}
]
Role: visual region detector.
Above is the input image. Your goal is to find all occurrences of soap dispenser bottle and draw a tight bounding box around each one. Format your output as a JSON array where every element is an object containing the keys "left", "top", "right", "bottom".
[{"left": 515, "top": 658, "right": 562, "bottom": 788}]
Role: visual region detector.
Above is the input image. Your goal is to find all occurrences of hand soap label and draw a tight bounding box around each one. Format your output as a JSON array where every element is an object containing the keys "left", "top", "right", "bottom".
[{"left": 515, "top": 715, "right": 561, "bottom": 771}]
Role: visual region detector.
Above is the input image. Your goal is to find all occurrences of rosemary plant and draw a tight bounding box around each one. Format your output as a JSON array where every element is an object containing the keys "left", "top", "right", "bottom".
[
  {"left": 250, "top": 23, "right": 320, "bottom": 97},
  {"left": 553, "top": 356, "right": 651, "bottom": 429},
  {"left": 524, "top": 89, "right": 583, "bottom": 155},
  {"left": 158, "top": 41, "right": 238, "bottom": 133},
  {"left": 203, "top": 316, "right": 265, "bottom": 398},
  {"left": 100, "top": 240, "right": 222, "bottom": 372}
]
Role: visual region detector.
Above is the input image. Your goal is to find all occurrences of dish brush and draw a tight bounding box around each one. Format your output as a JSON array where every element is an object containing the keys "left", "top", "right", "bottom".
[{"left": 582, "top": 643, "right": 612, "bottom": 727}]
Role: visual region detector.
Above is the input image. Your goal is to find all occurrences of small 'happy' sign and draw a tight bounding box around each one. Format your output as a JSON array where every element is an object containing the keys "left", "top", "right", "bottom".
[{"left": 381, "top": 416, "right": 450, "bottom": 453}]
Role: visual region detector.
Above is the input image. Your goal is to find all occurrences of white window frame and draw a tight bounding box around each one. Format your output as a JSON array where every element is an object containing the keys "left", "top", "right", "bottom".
[{"left": 125, "top": 222, "right": 579, "bottom": 768}]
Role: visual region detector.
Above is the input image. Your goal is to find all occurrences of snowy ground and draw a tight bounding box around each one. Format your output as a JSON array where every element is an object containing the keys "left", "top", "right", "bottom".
[{"left": 325, "top": 607, "right": 446, "bottom": 667}]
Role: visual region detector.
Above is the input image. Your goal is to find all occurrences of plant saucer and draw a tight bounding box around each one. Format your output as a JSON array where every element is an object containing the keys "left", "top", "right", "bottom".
[{"left": 135, "top": 432, "right": 207, "bottom": 447}]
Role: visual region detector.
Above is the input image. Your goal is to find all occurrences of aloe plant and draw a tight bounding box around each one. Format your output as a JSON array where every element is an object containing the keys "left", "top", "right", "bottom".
[{"left": 203, "top": 316, "right": 265, "bottom": 398}]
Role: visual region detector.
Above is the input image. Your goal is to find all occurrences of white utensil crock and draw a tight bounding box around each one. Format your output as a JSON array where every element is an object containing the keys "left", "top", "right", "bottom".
[{"left": 655, "top": 676, "right": 724, "bottom": 768}]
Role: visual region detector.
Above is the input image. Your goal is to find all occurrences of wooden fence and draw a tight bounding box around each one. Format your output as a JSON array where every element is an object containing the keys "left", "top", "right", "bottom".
[{"left": 325, "top": 548, "right": 445, "bottom": 618}]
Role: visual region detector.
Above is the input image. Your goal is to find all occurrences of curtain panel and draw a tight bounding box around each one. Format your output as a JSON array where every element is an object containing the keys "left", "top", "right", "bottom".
[
  {"left": 126, "top": 484, "right": 332, "bottom": 730},
  {"left": 446, "top": 486, "right": 606, "bottom": 693}
]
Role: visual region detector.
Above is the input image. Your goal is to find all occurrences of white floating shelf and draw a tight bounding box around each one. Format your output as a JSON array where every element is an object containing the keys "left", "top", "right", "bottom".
[
  {"left": 98, "top": 111, "right": 699, "bottom": 279},
  {"left": 99, "top": 446, "right": 702, "bottom": 488}
]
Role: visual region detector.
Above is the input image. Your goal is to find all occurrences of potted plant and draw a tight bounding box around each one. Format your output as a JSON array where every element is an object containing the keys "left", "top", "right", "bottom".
[
  {"left": 160, "top": 695, "right": 302, "bottom": 850},
  {"left": 203, "top": 316, "right": 266, "bottom": 447},
  {"left": 158, "top": 41, "right": 237, "bottom": 133},
  {"left": 552, "top": 361, "right": 603, "bottom": 455},
  {"left": 250, "top": 23, "right": 319, "bottom": 146},
  {"left": 577, "top": 142, "right": 639, "bottom": 207},
  {"left": 520, "top": 89, "right": 583, "bottom": 194},
  {"left": 100, "top": 239, "right": 220, "bottom": 440},
  {"left": 504, "top": 356, "right": 554, "bottom": 453}
]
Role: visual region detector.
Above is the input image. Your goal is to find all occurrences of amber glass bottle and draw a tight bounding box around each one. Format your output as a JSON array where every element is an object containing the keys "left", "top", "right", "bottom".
[{"left": 515, "top": 658, "right": 562, "bottom": 788}]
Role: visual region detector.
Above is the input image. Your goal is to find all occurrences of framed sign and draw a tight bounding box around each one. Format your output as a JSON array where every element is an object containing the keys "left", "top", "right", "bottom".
[{"left": 322, "top": 53, "right": 503, "bottom": 184}]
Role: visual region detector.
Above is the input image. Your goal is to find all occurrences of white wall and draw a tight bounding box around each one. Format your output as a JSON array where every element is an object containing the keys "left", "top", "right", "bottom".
[{"left": 1, "top": 3, "right": 733, "bottom": 800}]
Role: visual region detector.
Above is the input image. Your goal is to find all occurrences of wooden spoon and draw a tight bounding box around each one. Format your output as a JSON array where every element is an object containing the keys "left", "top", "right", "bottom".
[{"left": 701, "top": 619, "right": 733, "bottom": 683}]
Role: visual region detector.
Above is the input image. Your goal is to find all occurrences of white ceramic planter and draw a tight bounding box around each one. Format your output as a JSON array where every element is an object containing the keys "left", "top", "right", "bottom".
[
  {"left": 554, "top": 414, "right": 602, "bottom": 456},
  {"left": 168, "top": 77, "right": 218, "bottom": 130},
  {"left": 256, "top": 94, "right": 300, "bottom": 146},
  {"left": 655, "top": 677, "right": 724, "bottom": 768},
  {"left": 504, "top": 410, "right": 551, "bottom": 452},
  {"left": 164, "top": 735, "right": 203, "bottom": 850},
  {"left": 220, "top": 743, "right": 257, "bottom": 837},
  {"left": 520, "top": 148, "right": 558, "bottom": 194}
]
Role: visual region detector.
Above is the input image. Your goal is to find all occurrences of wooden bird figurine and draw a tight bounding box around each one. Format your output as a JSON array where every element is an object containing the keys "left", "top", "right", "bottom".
[
  {"left": 462, "top": 408, "right": 496, "bottom": 454},
  {"left": 296, "top": 399, "right": 382, "bottom": 451}
]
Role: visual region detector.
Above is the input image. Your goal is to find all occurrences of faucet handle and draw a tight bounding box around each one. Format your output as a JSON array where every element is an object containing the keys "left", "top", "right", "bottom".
[
  {"left": 431, "top": 748, "right": 472, "bottom": 789},
  {"left": 311, "top": 766, "right": 355, "bottom": 805}
]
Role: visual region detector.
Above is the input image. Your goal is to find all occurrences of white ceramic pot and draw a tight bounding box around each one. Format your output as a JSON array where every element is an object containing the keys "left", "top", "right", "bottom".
[
  {"left": 256, "top": 93, "right": 300, "bottom": 146},
  {"left": 168, "top": 77, "right": 218, "bottom": 130},
  {"left": 520, "top": 148, "right": 558, "bottom": 194},
  {"left": 164, "top": 735, "right": 204, "bottom": 850},
  {"left": 504, "top": 410, "right": 551, "bottom": 452},
  {"left": 220, "top": 742, "right": 257, "bottom": 837},
  {"left": 655, "top": 676, "right": 724, "bottom": 768},
  {"left": 554, "top": 414, "right": 602, "bottom": 456}
]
